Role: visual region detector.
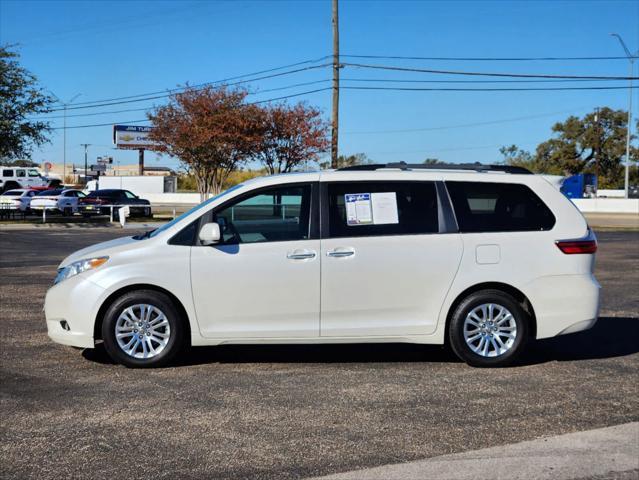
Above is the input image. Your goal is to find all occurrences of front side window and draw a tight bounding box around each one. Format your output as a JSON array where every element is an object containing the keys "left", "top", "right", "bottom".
[
  {"left": 124, "top": 191, "right": 136, "bottom": 199},
  {"left": 28, "top": 169, "right": 40, "bottom": 177},
  {"left": 327, "top": 181, "right": 439, "bottom": 238},
  {"left": 212, "top": 184, "right": 312, "bottom": 244},
  {"left": 446, "top": 181, "right": 555, "bottom": 232}
]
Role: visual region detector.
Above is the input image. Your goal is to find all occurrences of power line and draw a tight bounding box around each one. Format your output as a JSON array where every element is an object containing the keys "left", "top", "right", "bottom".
[
  {"left": 342, "top": 85, "right": 639, "bottom": 92},
  {"left": 340, "top": 77, "right": 621, "bottom": 84},
  {"left": 36, "top": 80, "right": 333, "bottom": 120},
  {"left": 342, "top": 107, "right": 588, "bottom": 135},
  {"left": 45, "top": 60, "right": 635, "bottom": 113},
  {"left": 50, "top": 88, "right": 332, "bottom": 130},
  {"left": 55, "top": 57, "right": 332, "bottom": 108},
  {"left": 47, "top": 63, "right": 331, "bottom": 112},
  {"left": 342, "top": 62, "right": 639, "bottom": 80},
  {"left": 341, "top": 54, "right": 637, "bottom": 61}
]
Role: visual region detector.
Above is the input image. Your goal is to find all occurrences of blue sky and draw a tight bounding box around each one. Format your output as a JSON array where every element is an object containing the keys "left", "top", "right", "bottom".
[{"left": 1, "top": 0, "right": 638, "bottom": 170}]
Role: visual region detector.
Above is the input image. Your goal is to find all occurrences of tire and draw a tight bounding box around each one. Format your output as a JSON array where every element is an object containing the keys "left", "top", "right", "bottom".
[
  {"left": 101, "top": 290, "right": 184, "bottom": 368},
  {"left": 63, "top": 206, "right": 73, "bottom": 216},
  {"left": 2, "top": 181, "right": 19, "bottom": 193},
  {"left": 448, "top": 289, "right": 529, "bottom": 368}
]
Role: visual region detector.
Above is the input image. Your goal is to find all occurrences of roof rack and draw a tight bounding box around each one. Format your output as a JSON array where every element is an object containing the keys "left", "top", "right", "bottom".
[{"left": 337, "top": 162, "right": 532, "bottom": 174}]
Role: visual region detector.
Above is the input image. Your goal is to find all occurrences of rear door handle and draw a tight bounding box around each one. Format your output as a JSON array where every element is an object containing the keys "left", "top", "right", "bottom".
[
  {"left": 327, "top": 248, "right": 355, "bottom": 258},
  {"left": 287, "top": 250, "right": 316, "bottom": 260}
]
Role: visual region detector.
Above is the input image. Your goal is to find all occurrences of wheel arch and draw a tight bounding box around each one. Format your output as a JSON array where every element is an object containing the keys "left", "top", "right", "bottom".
[
  {"left": 2, "top": 181, "right": 20, "bottom": 192},
  {"left": 94, "top": 283, "right": 192, "bottom": 344},
  {"left": 444, "top": 282, "right": 537, "bottom": 341}
]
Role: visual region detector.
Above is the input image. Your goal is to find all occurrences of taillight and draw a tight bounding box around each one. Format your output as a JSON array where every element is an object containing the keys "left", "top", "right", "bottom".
[{"left": 556, "top": 229, "right": 597, "bottom": 254}]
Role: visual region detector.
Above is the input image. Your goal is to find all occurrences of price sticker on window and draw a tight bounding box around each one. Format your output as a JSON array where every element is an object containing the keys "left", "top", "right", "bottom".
[
  {"left": 345, "top": 192, "right": 399, "bottom": 226},
  {"left": 345, "top": 193, "right": 373, "bottom": 225}
]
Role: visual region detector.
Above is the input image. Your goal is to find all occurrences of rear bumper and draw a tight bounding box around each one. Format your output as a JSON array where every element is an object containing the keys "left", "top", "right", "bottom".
[
  {"left": 79, "top": 206, "right": 108, "bottom": 215},
  {"left": 525, "top": 274, "right": 600, "bottom": 339}
]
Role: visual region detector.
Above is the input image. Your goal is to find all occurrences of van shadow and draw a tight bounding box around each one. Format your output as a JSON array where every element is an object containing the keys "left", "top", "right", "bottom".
[
  {"left": 518, "top": 316, "right": 639, "bottom": 366},
  {"left": 82, "top": 316, "right": 639, "bottom": 368}
]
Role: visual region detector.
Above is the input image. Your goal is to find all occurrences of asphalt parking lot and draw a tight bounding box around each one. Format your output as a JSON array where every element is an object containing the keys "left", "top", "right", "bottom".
[{"left": 1, "top": 228, "right": 638, "bottom": 479}]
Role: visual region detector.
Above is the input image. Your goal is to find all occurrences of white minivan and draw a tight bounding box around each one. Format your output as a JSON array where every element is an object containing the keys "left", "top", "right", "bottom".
[{"left": 44, "top": 164, "right": 600, "bottom": 368}]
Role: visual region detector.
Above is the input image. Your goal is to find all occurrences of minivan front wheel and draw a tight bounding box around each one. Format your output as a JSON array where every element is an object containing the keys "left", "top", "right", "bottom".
[
  {"left": 102, "top": 290, "right": 184, "bottom": 367},
  {"left": 449, "top": 289, "right": 529, "bottom": 367}
]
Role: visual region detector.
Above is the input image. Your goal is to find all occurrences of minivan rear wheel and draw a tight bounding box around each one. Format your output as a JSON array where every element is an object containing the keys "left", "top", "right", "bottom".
[
  {"left": 449, "top": 289, "right": 529, "bottom": 367},
  {"left": 101, "top": 290, "right": 184, "bottom": 368}
]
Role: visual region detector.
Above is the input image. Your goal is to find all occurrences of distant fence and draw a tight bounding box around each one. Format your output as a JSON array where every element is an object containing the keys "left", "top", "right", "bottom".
[{"left": 572, "top": 199, "right": 639, "bottom": 214}]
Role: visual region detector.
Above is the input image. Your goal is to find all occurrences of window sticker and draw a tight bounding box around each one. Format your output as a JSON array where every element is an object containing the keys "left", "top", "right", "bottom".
[
  {"left": 371, "top": 192, "right": 399, "bottom": 225},
  {"left": 345, "top": 193, "right": 373, "bottom": 225},
  {"left": 345, "top": 192, "right": 399, "bottom": 226}
]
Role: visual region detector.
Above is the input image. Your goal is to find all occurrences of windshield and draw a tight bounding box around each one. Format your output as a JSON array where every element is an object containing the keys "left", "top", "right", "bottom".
[
  {"left": 87, "top": 190, "right": 116, "bottom": 197},
  {"left": 37, "top": 189, "right": 62, "bottom": 196},
  {"left": 146, "top": 184, "right": 244, "bottom": 239}
]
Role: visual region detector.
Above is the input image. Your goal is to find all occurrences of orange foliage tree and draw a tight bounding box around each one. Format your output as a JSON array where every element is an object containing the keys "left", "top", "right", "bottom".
[
  {"left": 148, "top": 86, "right": 263, "bottom": 199},
  {"left": 256, "top": 102, "right": 329, "bottom": 175}
]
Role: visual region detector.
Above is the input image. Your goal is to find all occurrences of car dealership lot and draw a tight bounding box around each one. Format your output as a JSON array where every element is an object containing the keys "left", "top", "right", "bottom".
[{"left": 0, "top": 229, "right": 637, "bottom": 479}]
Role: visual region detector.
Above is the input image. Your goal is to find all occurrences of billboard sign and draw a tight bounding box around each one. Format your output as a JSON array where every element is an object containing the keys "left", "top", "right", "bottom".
[{"left": 113, "top": 125, "right": 156, "bottom": 149}]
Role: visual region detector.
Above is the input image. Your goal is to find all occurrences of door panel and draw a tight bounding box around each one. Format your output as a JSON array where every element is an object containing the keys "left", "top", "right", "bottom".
[
  {"left": 191, "top": 240, "right": 320, "bottom": 338},
  {"left": 320, "top": 181, "right": 463, "bottom": 337},
  {"left": 190, "top": 182, "right": 320, "bottom": 339},
  {"left": 321, "top": 234, "right": 462, "bottom": 336}
]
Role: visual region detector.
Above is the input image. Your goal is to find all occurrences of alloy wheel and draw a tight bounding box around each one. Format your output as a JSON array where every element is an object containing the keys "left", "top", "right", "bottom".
[
  {"left": 115, "top": 304, "right": 171, "bottom": 359},
  {"left": 463, "top": 303, "right": 517, "bottom": 357}
]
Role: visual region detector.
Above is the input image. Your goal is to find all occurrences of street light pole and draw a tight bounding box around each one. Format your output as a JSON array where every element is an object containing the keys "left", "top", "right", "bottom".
[
  {"left": 81, "top": 143, "right": 91, "bottom": 185},
  {"left": 610, "top": 34, "right": 637, "bottom": 199},
  {"left": 61, "top": 93, "right": 82, "bottom": 186}
]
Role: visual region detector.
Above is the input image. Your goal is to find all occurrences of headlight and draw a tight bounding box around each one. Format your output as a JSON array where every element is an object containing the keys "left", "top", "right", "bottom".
[{"left": 54, "top": 256, "right": 109, "bottom": 285}]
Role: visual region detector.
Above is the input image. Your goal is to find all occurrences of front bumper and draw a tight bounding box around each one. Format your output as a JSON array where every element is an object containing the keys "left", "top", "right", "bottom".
[{"left": 44, "top": 274, "right": 106, "bottom": 349}]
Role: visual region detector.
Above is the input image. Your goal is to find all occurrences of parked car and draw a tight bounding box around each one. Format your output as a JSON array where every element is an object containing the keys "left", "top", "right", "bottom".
[
  {"left": 0, "top": 166, "right": 55, "bottom": 192},
  {"left": 30, "top": 189, "right": 86, "bottom": 216},
  {"left": 0, "top": 188, "right": 38, "bottom": 212},
  {"left": 45, "top": 163, "right": 600, "bottom": 368},
  {"left": 78, "top": 189, "right": 152, "bottom": 219}
]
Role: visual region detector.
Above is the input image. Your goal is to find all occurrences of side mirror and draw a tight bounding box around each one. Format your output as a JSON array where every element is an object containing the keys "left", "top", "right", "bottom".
[{"left": 199, "top": 222, "right": 221, "bottom": 245}]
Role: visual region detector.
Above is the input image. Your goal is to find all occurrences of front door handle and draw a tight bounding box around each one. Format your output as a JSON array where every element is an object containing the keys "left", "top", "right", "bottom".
[
  {"left": 327, "top": 248, "right": 355, "bottom": 258},
  {"left": 287, "top": 250, "right": 316, "bottom": 260}
]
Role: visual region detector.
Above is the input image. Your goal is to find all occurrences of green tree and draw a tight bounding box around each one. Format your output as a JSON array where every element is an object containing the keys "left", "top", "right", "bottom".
[
  {"left": 422, "top": 158, "right": 444, "bottom": 165},
  {"left": 320, "top": 152, "right": 371, "bottom": 169},
  {"left": 499, "top": 145, "right": 541, "bottom": 172},
  {"left": 501, "top": 108, "right": 637, "bottom": 187},
  {"left": 0, "top": 45, "right": 53, "bottom": 160}
]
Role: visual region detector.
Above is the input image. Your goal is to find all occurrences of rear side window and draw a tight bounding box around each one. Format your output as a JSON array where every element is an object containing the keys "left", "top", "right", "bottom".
[
  {"left": 446, "top": 181, "right": 555, "bottom": 232},
  {"left": 327, "top": 182, "right": 439, "bottom": 238}
]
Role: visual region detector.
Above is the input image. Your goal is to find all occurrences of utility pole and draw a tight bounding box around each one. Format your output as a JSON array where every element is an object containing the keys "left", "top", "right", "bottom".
[
  {"left": 81, "top": 143, "right": 91, "bottom": 185},
  {"left": 594, "top": 108, "right": 600, "bottom": 197},
  {"left": 610, "top": 34, "right": 637, "bottom": 199},
  {"left": 138, "top": 149, "right": 145, "bottom": 176},
  {"left": 330, "top": 0, "right": 340, "bottom": 169}
]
